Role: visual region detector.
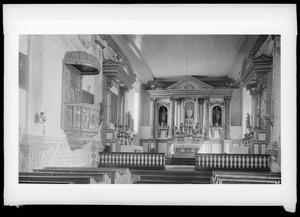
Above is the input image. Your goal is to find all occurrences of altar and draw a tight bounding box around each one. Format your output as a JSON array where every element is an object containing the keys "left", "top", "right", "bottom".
[
  {"left": 170, "top": 142, "right": 202, "bottom": 158},
  {"left": 120, "top": 145, "right": 143, "bottom": 153},
  {"left": 147, "top": 76, "right": 234, "bottom": 158},
  {"left": 112, "top": 144, "right": 144, "bottom": 153},
  {"left": 169, "top": 141, "right": 224, "bottom": 158}
]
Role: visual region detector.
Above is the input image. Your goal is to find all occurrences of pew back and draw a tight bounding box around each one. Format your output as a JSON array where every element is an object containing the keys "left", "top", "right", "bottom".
[
  {"left": 20, "top": 172, "right": 111, "bottom": 183},
  {"left": 39, "top": 167, "right": 131, "bottom": 184},
  {"left": 19, "top": 175, "right": 97, "bottom": 184},
  {"left": 211, "top": 170, "right": 281, "bottom": 184}
]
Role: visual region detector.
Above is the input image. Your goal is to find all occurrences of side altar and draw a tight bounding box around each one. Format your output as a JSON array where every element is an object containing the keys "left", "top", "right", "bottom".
[{"left": 145, "top": 76, "right": 235, "bottom": 158}]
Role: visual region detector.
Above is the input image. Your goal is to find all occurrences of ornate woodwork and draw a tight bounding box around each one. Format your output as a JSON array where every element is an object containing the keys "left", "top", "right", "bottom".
[
  {"left": 195, "top": 153, "right": 271, "bottom": 172},
  {"left": 62, "top": 51, "right": 101, "bottom": 150},
  {"left": 102, "top": 59, "right": 136, "bottom": 148},
  {"left": 147, "top": 76, "right": 232, "bottom": 153},
  {"left": 241, "top": 53, "right": 273, "bottom": 154},
  {"left": 63, "top": 51, "right": 101, "bottom": 75},
  {"left": 224, "top": 96, "right": 231, "bottom": 139},
  {"left": 63, "top": 103, "right": 100, "bottom": 150}
]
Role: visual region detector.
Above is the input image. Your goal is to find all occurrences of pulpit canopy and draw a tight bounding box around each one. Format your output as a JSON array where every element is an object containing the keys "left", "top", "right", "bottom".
[{"left": 63, "top": 51, "right": 101, "bottom": 75}]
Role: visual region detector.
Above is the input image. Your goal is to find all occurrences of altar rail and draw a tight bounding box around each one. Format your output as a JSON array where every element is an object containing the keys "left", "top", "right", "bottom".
[
  {"left": 98, "top": 152, "right": 165, "bottom": 170},
  {"left": 195, "top": 154, "right": 271, "bottom": 172}
]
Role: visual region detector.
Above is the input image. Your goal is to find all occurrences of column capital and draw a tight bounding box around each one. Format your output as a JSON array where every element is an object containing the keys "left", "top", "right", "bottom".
[
  {"left": 198, "top": 97, "right": 205, "bottom": 104},
  {"left": 106, "top": 76, "right": 114, "bottom": 91},
  {"left": 150, "top": 97, "right": 157, "bottom": 102},
  {"left": 203, "top": 96, "right": 210, "bottom": 101},
  {"left": 224, "top": 96, "right": 232, "bottom": 102},
  {"left": 175, "top": 98, "right": 183, "bottom": 103},
  {"left": 120, "top": 88, "right": 128, "bottom": 100}
]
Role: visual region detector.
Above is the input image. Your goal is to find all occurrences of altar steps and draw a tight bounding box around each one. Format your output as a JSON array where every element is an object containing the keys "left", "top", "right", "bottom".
[
  {"left": 131, "top": 167, "right": 212, "bottom": 184},
  {"left": 166, "top": 158, "right": 196, "bottom": 166}
]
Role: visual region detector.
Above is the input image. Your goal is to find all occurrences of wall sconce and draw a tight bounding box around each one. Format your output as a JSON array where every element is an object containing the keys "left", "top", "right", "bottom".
[{"left": 34, "top": 112, "right": 47, "bottom": 124}]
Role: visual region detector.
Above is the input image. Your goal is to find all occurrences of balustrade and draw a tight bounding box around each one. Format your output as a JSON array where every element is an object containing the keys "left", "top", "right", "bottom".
[
  {"left": 195, "top": 154, "right": 271, "bottom": 171},
  {"left": 98, "top": 152, "right": 165, "bottom": 170}
]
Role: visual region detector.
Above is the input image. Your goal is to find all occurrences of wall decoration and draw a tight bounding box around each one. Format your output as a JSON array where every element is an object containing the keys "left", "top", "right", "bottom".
[
  {"left": 19, "top": 52, "right": 28, "bottom": 89},
  {"left": 258, "top": 132, "right": 266, "bottom": 141},
  {"left": 261, "top": 144, "right": 266, "bottom": 154},
  {"left": 254, "top": 144, "right": 259, "bottom": 154}
]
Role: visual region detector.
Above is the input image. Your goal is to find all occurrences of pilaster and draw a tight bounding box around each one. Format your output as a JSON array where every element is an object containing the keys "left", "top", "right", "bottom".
[{"left": 224, "top": 96, "right": 231, "bottom": 139}]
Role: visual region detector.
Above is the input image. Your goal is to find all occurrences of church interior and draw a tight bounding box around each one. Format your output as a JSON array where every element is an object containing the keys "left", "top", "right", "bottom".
[{"left": 18, "top": 34, "right": 281, "bottom": 184}]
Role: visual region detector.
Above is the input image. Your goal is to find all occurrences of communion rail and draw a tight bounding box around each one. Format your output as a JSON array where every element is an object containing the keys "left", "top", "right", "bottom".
[
  {"left": 98, "top": 152, "right": 165, "bottom": 170},
  {"left": 195, "top": 154, "right": 271, "bottom": 172}
]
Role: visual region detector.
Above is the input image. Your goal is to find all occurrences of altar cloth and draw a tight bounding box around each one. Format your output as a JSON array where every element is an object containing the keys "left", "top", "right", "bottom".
[{"left": 120, "top": 145, "right": 143, "bottom": 153}]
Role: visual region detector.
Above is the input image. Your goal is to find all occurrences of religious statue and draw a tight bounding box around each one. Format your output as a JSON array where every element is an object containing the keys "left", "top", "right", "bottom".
[
  {"left": 98, "top": 100, "right": 105, "bottom": 126},
  {"left": 186, "top": 105, "right": 193, "bottom": 119},
  {"left": 246, "top": 113, "right": 251, "bottom": 128},
  {"left": 160, "top": 107, "right": 167, "bottom": 126},
  {"left": 213, "top": 106, "right": 221, "bottom": 127}
]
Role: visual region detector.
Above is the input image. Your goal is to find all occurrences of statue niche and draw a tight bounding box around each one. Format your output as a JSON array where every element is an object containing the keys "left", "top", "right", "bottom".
[
  {"left": 185, "top": 102, "right": 194, "bottom": 123},
  {"left": 212, "top": 106, "right": 222, "bottom": 127},
  {"left": 159, "top": 106, "right": 168, "bottom": 127}
]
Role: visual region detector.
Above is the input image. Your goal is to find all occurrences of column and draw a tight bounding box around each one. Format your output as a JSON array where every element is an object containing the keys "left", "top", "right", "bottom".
[
  {"left": 271, "top": 35, "right": 281, "bottom": 143},
  {"left": 198, "top": 98, "right": 205, "bottom": 128},
  {"left": 174, "top": 99, "right": 178, "bottom": 128},
  {"left": 204, "top": 97, "right": 210, "bottom": 139},
  {"left": 170, "top": 97, "right": 175, "bottom": 138},
  {"left": 120, "top": 89, "right": 126, "bottom": 126},
  {"left": 180, "top": 99, "right": 185, "bottom": 123},
  {"left": 150, "top": 97, "right": 157, "bottom": 138},
  {"left": 179, "top": 99, "right": 182, "bottom": 127},
  {"left": 267, "top": 35, "right": 281, "bottom": 172},
  {"left": 224, "top": 96, "right": 231, "bottom": 139}
]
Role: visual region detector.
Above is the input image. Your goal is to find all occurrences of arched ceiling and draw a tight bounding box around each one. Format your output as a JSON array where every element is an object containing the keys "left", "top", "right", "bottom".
[{"left": 107, "top": 34, "right": 265, "bottom": 88}]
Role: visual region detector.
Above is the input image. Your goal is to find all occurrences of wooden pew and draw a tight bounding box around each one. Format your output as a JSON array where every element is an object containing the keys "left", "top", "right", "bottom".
[
  {"left": 37, "top": 167, "right": 131, "bottom": 184},
  {"left": 20, "top": 172, "right": 111, "bottom": 184},
  {"left": 19, "top": 175, "right": 97, "bottom": 184},
  {"left": 216, "top": 178, "right": 280, "bottom": 184},
  {"left": 19, "top": 180, "right": 75, "bottom": 184},
  {"left": 211, "top": 171, "right": 281, "bottom": 184},
  {"left": 35, "top": 168, "right": 121, "bottom": 184},
  {"left": 43, "top": 167, "right": 129, "bottom": 176},
  {"left": 212, "top": 170, "right": 281, "bottom": 178}
]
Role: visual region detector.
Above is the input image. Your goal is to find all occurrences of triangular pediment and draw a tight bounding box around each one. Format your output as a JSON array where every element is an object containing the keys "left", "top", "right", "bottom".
[
  {"left": 103, "top": 59, "right": 136, "bottom": 83},
  {"left": 166, "top": 76, "right": 213, "bottom": 90},
  {"left": 120, "top": 61, "right": 136, "bottom": 81},
  {"left": 103, "top": 59, "right": 118, "bottom": 65},
  {"left": 240, "top": 54, "right": 273, "bottom": 82}
]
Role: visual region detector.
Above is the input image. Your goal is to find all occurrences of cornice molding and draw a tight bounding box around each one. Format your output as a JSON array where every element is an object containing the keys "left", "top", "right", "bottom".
[
  {"left": 103, "top": 59, "right": 136, "bottom": 90},
  {"left": 240, "top": 54, "right": 273, "bottom": 88},
  {"left": 148, "top": 88, "right": 233, "bottom": 98},
  {"left": 166, "top": 76, "right": 213, "bottom": 90}
]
